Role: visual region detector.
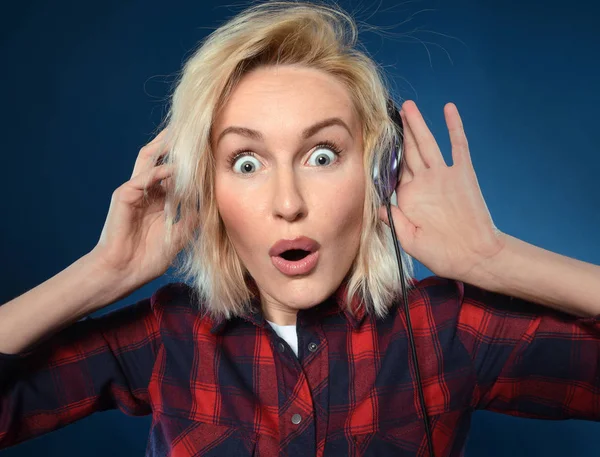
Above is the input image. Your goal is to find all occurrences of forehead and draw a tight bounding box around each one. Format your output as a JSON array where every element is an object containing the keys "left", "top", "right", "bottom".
[{"left": 212, "top": 65, "right": 359, "bottom": 138}]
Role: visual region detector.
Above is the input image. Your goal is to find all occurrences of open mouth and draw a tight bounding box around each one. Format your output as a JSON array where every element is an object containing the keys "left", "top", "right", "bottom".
[
  {"left": 271, "top": 248, "right": 319, "bottom": 276},
  {"left": 269, "top": 237, "right": 320, "bottom": 276},
  {"left": 279, "top": 249, "right": 311, "bottom": 261}
]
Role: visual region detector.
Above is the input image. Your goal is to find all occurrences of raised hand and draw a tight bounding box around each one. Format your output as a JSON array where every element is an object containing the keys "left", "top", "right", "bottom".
[
  {"left": 379, "top": 100, "right": 506, "bottom": 282},
  {"left": 90, "top": 128, "right": 198, "bottom": 287}
]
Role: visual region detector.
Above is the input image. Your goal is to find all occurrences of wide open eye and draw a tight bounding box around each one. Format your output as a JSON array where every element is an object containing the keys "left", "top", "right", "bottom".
[
  {"left": 307, "top": 143, "right": 340, "bottom": 167},
  {"left": 232, "top": 153, "right": 261, "bottom": 174}
]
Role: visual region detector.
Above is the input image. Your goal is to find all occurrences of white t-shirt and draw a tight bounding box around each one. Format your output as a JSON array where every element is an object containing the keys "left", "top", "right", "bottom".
[{"left": 266, "top": 320, "right": 298, "bottom": 357}]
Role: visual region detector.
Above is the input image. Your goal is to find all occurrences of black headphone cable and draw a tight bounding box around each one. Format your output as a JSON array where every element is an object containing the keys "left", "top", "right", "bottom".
[{"left": 386, "top": 201, "right": 435, "bottom": 457}]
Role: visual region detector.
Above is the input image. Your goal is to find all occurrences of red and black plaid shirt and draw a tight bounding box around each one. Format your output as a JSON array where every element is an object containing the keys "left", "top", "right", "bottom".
[{"left": 1, "top": 275, "right": 599, "bottom": 456}]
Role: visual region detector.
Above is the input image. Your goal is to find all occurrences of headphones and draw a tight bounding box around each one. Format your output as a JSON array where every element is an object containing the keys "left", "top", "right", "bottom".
[
  {"left": 372, "top": 98, "right": 404, "bottom": 203},
  {"left": 373, "top": 98, "right": 435, "bottom": 457}
]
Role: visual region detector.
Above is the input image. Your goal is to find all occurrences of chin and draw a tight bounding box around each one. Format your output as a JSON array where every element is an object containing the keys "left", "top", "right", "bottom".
[
  {"left": 273, "top": 275, "right": 340, "bottom": 309},
  {"left": 249, "top": 255, "right": 349, "bottom": 312}
]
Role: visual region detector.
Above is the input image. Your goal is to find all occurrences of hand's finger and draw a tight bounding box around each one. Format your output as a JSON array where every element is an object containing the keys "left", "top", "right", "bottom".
[
  {"left": 444, "top": 103, "right": 473, "bottom": 169},
  {"left": 129, "top": 163, "right": 175, "bottom": 193},
  {"left": 399, "top": 109, "right": 425, "bottom": 175},
  {"left": 401, "top": 100, "right": 446, "bottom": 168},
  {"left": 397, "top": 149, "right": 413, "bottom": 188},
  {"left": 130, "top": 128, "right": 171, "bottom": 180}
]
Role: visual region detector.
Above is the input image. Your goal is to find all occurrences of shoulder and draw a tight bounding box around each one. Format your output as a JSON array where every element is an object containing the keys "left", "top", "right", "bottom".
[
  {"left": 380, "top": 275, "right": 463, "bottom": 337},
  {"left": 148, "top": 282, "right": 217, "bottom": 332},
  {"left": 410, "top": 275, "right": 462, "bottom": 300},
  {"left": 149, "top": 281, "right": 202, "bottom": 311},
  {"left": 404, "top": 275, "right": 463, "bottom": 317},
  {"left": 381, "top": 275, "right": 535, "bottom": 341},
  {"left": 405, "top": 275, "right": 538, "bottom": 316},
  {"left": 410, "top": 276, "right": 566, "bottom": 331}
]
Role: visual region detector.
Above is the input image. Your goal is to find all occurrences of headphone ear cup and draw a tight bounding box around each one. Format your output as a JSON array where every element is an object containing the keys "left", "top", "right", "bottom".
[{"left": 373, "top": 99, "right": 404, "bottom": 203}]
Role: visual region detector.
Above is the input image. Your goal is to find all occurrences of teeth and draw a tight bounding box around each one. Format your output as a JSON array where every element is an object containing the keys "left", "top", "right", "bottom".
[{"left": 281, "top": 249, "right": 310, "bottom": 261}]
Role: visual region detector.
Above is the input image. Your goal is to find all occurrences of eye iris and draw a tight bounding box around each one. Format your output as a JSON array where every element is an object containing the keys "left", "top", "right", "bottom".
[
  {"left": 242, "top": 161, "right": 254, "bottom": 173},
  {"left": 317, "top": 154, "right": 330, "bottom": 165}
]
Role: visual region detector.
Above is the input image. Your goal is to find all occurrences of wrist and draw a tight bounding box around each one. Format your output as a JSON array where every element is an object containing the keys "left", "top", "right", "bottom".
[
  {"left": 461, "top": 230, "right": 509, "bottom": 291},
  {"left": 79, "top": 251, "right": 138, "bottom": 314}
]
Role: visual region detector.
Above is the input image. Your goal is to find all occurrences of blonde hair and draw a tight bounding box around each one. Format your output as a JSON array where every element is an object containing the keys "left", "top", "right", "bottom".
[{"left": 151, "top": 0, "right": 416, "bottom": 320}]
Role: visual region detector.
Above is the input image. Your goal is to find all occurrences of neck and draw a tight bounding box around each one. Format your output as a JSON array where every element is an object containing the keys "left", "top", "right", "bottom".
[
  {"left": 256, "top": 283, "right": 299, "bottom": 326},
  {"left": 263, "top": 304, "right": 297, "bottom": 326}
]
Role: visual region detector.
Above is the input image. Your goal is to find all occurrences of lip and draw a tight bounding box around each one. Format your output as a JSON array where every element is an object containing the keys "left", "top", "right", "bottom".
[
  {"left": 269, "top": 236, "right": 320, "bottom": 257},
  {"left": 269, "top": 236, "right": 321, "bottom": 277},
  {"left": 271, "top": 250, "right": 319, "bottom": 276}
]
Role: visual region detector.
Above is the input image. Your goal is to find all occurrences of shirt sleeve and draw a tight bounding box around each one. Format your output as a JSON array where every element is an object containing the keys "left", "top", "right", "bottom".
[
  {"left": 455, "top": 280, "right": 600, "bottom": 421},
  {"left": 0, "top": 293, "right": 161, "bottom": 449}
]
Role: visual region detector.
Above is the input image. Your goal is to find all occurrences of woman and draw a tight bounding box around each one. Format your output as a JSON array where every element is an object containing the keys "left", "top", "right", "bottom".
[{"left": 0, "top": 2, "right": 598, "bottom": 456}]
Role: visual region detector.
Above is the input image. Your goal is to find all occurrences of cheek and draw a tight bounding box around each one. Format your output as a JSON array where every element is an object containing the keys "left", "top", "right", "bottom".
[
  {"left": 319, "top": 171, "right": 366, "bottom": 237},
  {"left": 215, "top": 181, "right": 244, "bottom": 237},
  {"left": 215, "top": 179, "right": 265, "bottom": 250}
]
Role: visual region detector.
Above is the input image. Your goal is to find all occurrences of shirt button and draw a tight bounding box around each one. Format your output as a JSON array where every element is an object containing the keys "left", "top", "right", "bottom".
[
  {"left": 308, "top": 342, "right": 318, "bottom": 352},
  {"left": 278, "top": 342, "right": 286, "bottom": 353},
  {"left": 291, "top": 413, "right": 302, "bottom": 425}
]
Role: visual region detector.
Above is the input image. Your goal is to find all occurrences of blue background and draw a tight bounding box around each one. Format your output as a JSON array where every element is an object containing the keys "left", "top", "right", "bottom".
[{"left": 1, "top": 0, "right": 598, "bottom": 455}]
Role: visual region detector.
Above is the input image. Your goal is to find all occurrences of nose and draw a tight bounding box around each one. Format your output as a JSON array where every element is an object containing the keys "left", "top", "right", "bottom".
[{"left": 271, "top": 167, "right": 307, "bottom": 222}]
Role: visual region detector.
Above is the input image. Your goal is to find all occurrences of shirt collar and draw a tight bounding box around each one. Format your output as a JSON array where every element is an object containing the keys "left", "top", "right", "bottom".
[{"left": 209, "top": 276, "right": 366, "bottom": 335}]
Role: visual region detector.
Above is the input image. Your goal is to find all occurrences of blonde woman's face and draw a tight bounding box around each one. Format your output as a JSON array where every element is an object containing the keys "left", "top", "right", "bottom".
[{"left": 212, "top": 65, "right": 366, "bottom": 323}]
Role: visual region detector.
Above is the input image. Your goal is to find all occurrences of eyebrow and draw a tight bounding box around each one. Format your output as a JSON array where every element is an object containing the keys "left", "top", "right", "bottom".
[{"left": 215, "top": 117, "right": 353, "bottom": 146}]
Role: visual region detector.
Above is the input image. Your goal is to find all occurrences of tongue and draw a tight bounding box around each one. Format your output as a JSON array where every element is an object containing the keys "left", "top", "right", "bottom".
[{"left": 281, "top": 249, "right": 310, "bottom": 261}]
